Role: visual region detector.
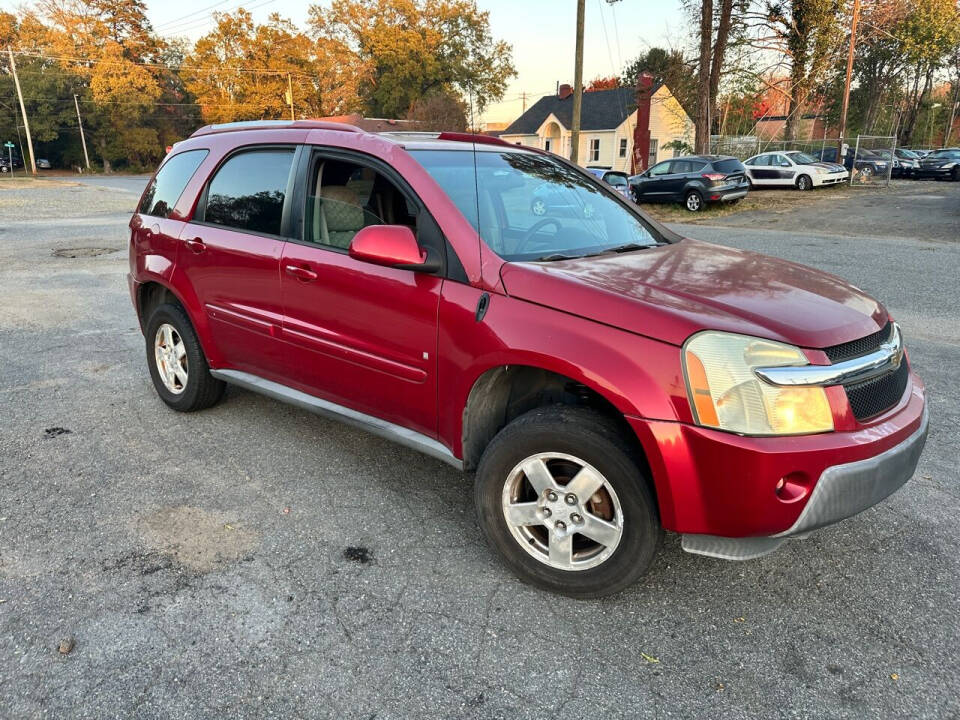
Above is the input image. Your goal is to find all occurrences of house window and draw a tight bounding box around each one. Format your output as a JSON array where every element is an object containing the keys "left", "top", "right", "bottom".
[
  {"left": 589, "top": 139, "right": 600, "bottom": 162},
  {"left": 544, "top": 138, "right": 552, "bottom": 152},
  {"left": 648, "top": 139, "right": 658, "bottom": 168},
  {"left": 619, "top": 138, "right": 627, "bottom": 158}
]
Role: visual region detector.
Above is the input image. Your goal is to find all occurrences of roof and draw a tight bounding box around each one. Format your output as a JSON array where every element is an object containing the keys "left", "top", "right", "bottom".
[{"left": 502, "top": 86, "right": 653, "bottom": 135}]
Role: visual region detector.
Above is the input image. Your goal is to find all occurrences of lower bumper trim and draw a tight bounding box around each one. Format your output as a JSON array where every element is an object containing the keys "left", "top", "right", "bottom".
[{"left": 681, "top": 406, "right": 928, "bottom": 561}]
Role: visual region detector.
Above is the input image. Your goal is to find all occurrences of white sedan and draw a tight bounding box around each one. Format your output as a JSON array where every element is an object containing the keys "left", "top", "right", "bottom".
[{"left": 744, "top": 151, "right": 849, "bottom": 190}]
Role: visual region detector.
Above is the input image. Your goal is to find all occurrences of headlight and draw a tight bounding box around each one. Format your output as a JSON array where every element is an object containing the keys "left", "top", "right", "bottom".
[
  {"left": 683, "top": 332, "right": 834, "bottom": 436},
  {"left": 943, "top": 162, "right": 957, "bottom": 169},
  {"left": 814, "top": 166, "right": 827, "bottom": 174}
]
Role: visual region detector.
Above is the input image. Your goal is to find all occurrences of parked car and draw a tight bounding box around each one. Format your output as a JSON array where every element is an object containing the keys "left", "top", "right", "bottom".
[
  {"left": 36, "top": 158, "right": 51, "bottom": 169},
  {"left": 629, "top": 155, "right": 749, "bottom": 211},
  {"left": 585, "top": 167, "right": 630, "bottom": 198},
  {"left": 815, "top": 147, "right": 890, "bottom": 179},
  {"left": 887, "top": 148, "right": 922, "bottom": 177},
  {"left": 129, "top": 121, "right": 928, "bottom": 597},
  {"left": 915, "top": 148, "right": 960, "bottom": 181},
  {"left": 530, "top": 182, "right": 597, "bottom": 218},
  {"left": 0, "top": 158, "right": 10, "bottom": 173},
  {"left": 744, "top": 150, "right": 848, "bottom": 190}
]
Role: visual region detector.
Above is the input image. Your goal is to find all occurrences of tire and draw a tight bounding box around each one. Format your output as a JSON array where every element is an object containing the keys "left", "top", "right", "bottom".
[
  {"left": 684, "top": 190, "right": 703, "bottom": 212},
  {"left": 952, "top": 167, "right": 960, "bottom": 182},
  {"left": 860, "top": 165, "right": 874, "bottom": 179},
  {"left": 145, "top": 302, "right": 225, "bottom": 412},
  {"left": 796, "top": 174, "right": 812, "bottom": 191},
  {"left": 474, "top": 405, "right": 661, "bottom": 598}
]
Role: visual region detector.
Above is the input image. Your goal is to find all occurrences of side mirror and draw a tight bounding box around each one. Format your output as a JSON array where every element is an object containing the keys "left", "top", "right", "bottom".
[
  {"left": 348, "top": 225, "right": 441, "bottom": 273},
  {"left": 781, "top": 161, "right": 791, "bottom": 167}
]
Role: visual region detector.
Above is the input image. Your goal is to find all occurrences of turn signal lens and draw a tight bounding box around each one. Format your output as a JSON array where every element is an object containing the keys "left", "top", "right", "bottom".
[{"left": 682, "top": 332, "right": 834, "bottom": 436}]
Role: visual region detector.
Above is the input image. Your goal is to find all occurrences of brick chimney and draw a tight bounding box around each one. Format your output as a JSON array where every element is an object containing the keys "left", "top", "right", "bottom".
[
  {"left": 632, "top": 72, "right": 654, "bottom": 174},
  {"left": 558, "top": 84, "right": 573, "bottom": 100}
]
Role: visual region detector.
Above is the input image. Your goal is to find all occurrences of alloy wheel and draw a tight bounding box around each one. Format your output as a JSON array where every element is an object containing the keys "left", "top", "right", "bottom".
[
  {"left": 797, "top": 175, "right": 811, "bottom": 191},
  {"left": 501, "top": 452, "right": 624, "bottom": 571},
  {"left": 685, "top": 192, "right": 702, "bottom": 212},
  {"left": 154, "top": 323, "right": 188, "bottom": 394}
]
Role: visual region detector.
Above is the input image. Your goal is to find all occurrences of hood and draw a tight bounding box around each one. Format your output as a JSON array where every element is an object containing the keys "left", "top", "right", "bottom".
[
  {"left": 810, "top": 162, "right": 845, "bottom": 172},
  {"left": 499, "top": 238, "right": 887, "bottom": 348},
  {"left": 921, "top": 157, "right": 957, "bottom": 167}
]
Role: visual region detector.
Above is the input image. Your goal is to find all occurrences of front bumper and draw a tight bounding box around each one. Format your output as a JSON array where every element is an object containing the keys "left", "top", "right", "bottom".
[
  {"left": 680, "top": 406, "right": 928, "bottom": 559},
  {"left": 627, "top": 374, "right": 926, "bottom": 555},
  {"left": 916, "top": 167, "right": 955, "bottom": 178},
  {"left": 813, "top": 172, "right": 848, "bottom": 186}
]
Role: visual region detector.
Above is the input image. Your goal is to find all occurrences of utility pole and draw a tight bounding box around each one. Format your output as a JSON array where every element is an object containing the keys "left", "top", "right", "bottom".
[
  {"left": 944, "top": 83, "right": 959, "bottom": 147},
  {"left": 286, "top": 74, "right": 295, "bottom": 121},
  {"left": 570, "top": 0, "right": 585, "bottom": 164},
  {"left": 837, "top": 0, "right": 861, "bottom": 159},
  {"left": 521, "top": 91, "right": 527, "bottom": 114},
  {"left": 74, "top": 94, "right": 90, "bottom": 171},
  {"left": 8, "top": 47, "right": 37, "bottom": 175}
]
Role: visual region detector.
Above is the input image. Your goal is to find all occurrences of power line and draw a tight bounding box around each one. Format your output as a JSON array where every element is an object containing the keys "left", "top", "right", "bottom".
[{"left": 152, "top": 0, "right": 237, "bottom": 31}]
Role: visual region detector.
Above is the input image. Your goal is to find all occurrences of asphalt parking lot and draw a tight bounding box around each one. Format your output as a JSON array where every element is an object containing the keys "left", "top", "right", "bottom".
[{"left": 1, "top": 176, "right": 958, "bottom": 719}]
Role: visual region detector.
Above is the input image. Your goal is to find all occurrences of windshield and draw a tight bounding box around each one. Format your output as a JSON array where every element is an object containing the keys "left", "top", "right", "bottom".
[
  {"left": 928, "top": 149, "right": 960, "bottom": 159},
  {"left": 786, "top": 151, "right": 818, "bottom": 164},
  {"left": 410, "top": 149, "right": 659, "bottom": 261}
]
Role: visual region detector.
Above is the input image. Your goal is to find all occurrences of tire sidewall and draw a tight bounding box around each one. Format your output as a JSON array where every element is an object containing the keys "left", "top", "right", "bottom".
[
  {"left": 145, "top": 303, "right": 210, "bottom": 411},
  {"left": 475, "top": 411, "right": 660, "bottom": 598}
]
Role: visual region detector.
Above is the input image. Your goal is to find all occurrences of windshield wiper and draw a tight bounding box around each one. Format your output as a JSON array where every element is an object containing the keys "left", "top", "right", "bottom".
[
  {"left": 607, "top": 242, "right": 654, "bottom": 254},
  {"left": 535, "top": 253, "right": 579, "bottom": 262}
]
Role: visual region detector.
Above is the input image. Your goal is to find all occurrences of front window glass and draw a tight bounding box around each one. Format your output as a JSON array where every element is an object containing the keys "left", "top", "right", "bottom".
[
  {"left": 410, "top": 149, "right": 659, "bottom": 262},
  {"left": 649, "top": 161, "right": 671, "bottom": 176},
  {"left": 204, "top": 149, "right": 294, "bottom": 235},
  {"left": 140, "top": 149, "right": 208, "bottom": 218},
  {"left": 786, "top": 151, "right": 818, "bottom": 164}
]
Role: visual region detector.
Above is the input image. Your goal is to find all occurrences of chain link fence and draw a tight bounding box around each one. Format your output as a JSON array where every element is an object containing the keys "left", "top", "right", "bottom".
[{"left": 710, "top": 134, "right": 899, "bottom": 187}]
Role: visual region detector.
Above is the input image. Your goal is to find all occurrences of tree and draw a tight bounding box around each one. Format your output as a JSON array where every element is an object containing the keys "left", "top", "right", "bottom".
[
  {"left": 185, "top": 10, "right": 363, "bottom": 124},
  {"left": 406, "top": 91, "right": 468, "bottom": 130},
  {"left": 586, "top": 76, "right": 620, "bottom": 92},
  {"left": 745, "top": 0, "right": 845, "bottom": 140},
  {"left": 622, "top": 47, "right": 696, "bottom": 115},
  {"left": 309, "top": 0, "right": 516, "bottom": 118}
]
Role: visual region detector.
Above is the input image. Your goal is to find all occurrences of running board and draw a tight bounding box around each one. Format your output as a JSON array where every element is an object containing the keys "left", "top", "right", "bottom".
[{"left": 209, "top": 369, "right": 463, "bottom": 470}]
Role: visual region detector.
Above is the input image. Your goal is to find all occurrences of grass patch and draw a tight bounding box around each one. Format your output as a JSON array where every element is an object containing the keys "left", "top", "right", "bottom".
[{"left": 641, "top": 183, "right": 854, "bottom": 224}]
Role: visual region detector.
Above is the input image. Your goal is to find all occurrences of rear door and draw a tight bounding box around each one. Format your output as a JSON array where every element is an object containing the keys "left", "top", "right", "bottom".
[
  {"left": 278, "top": 147, "right": 444, "bottom": 437},
  {"left": 132, "top": 149, "right": 209, "bottom": 286},
  {"left": 747, "top": 155, "right": 775, "bottom": 184},
  {"left": 177, "top": 145, "right": 298, "bottom": 381}
]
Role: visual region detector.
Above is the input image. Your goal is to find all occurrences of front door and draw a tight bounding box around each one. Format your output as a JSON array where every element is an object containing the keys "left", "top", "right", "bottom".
[
  {"left": 279, "top": 149, "right": 443, "bottom": 437},
  {"left": 177, "top": 146, "right": 298, "bottom": 381},
  {"left": 634, "top": 160, "right": 674, "bottom": 200}
]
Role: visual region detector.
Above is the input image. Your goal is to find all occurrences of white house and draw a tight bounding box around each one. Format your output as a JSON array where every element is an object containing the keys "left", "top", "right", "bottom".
[{"left": 499, "top": 83, "right": 693, "bottom": 173}]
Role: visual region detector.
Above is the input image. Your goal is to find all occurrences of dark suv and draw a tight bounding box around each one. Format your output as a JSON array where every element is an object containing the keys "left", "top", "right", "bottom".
[
  {"left": 128, "top": 121, "right": 927, "bottom": 597},
  {"left": 628, "top": 155, "right": 748, "bottom": 212}
]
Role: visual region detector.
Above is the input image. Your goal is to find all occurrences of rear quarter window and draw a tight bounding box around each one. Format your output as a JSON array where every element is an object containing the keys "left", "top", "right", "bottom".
[
  {"left": 139, "top": 149, "right": 208, "bottom": 218},
  {"left": 711, "top": 158, "right": 745, "bottom": 173}
]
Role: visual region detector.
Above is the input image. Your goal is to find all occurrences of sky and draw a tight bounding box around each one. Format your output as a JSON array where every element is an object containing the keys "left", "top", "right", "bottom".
[{"left": 2, "top": 0, "right": 689, "bottom": 124}]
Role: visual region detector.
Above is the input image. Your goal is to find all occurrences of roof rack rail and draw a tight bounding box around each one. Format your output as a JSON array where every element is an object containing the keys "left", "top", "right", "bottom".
[
  {"left": 435, "top": 131, "right": 515, "bottom": 148},
  {"left": 191, "top": 119, "right": 362, "bottom": 138}
]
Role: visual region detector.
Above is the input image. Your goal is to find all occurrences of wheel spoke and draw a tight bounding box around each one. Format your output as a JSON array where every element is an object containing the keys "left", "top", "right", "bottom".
[
  {"left": 162, "top": 325, "right": 173, "bottom": 348},
  {"left": 565, "top": 466, "right": 604, "bottom": 501},
  {"left": 521, "top": 457, "right": 554, "bottom": 495},
  {"left": 173, "top": 363, "right": 188, "bottom": 386},
  {"left": 174, "top": 341, "right": 186, "bottom": 360},
  {"left": 548, "top": 531, "right": 573, "bottom": 569},
  {"left": 504, "top": 502, "right": 541, "bottom": 527},
  {"left": 579, "top": 514, "right": 621, "bottom": 548}
]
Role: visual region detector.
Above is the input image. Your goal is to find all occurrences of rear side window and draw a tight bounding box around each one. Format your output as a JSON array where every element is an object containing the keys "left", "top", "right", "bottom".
[
  {"left": 203, "top": 149, "right": 295, "bottom": 236},
  {"left": 139, "top": 149, "right": 208, "bottom": 218},
  {"left": 671, "top": 160, "right": 693, "bottom": 173},
  {"left": 711, "top": 158, "right": 744, "bottom": 173}
]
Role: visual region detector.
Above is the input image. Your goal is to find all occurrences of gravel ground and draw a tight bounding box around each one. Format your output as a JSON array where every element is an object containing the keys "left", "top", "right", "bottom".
[{"left": 1, "top": 177, "right": 958, "bottom": 719}]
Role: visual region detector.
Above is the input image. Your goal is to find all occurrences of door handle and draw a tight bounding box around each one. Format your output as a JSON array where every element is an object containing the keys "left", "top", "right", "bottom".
[
  {"left": 184, "top": 237, "right": 206, "bottom": 254},
  {"left": 285, "top": 264, "right": 318, "bottom": 282}
]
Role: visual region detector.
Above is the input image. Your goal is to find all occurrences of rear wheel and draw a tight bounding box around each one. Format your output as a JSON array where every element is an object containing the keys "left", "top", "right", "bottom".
[
  {"left": 684, "top": 190, "right": 703, "bottom": 212},
  {"left": 796, "top": 174, "right": 812, "bottom": 191},
  {"left": 474, "top": 406, "right": 661, "bottom": 598},
  {"left": 145, "top": 302, "right": 225, "bottom": 412}
]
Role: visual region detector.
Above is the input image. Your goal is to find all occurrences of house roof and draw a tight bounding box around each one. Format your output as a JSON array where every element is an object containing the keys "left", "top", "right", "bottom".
[{"left": 502, "top": 86, "right": 656, "bottom": 135}]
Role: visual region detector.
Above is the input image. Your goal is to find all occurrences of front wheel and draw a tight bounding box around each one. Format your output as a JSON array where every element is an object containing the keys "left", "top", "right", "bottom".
[
  {"left": 796, "top": 174, "right": 812, "bottom": 191},
  {"left": 684, "top": 190, "right": 703, "bottom": 212},
  {"left": 474, "top": 406, "right": 661, "bottom": 598},
  {"left": 952, "top": 167, "right": 960, "bottom": 182}
]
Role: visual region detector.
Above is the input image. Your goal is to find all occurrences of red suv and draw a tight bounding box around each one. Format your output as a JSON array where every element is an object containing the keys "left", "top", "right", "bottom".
[{"left": 129, "top": 121, "right": 928, "bottom": 597}]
